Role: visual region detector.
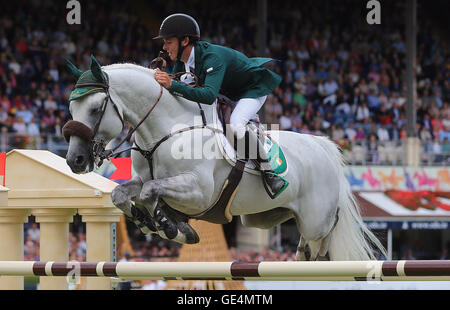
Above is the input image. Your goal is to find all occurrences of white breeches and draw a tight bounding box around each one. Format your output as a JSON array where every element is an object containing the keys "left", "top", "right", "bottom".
[{"left": 229, "top": 96, "right": 267, "bottom": 138}]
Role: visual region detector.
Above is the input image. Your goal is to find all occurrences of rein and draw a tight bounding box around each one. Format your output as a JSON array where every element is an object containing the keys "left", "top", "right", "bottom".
[
  {"left": 100, "top": 71, "right": 221, "bottom": 179},
  {"left": 99, "top": 86, "right": 164, "bottom": 163},
  {"left": 63, "top": 68, "right": 222, "bottom": 176}
]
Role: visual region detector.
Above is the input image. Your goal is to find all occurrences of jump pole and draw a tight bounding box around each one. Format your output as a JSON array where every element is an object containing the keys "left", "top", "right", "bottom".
[{"left": 1, "top": 261, "right": 449, "bottom": 282}]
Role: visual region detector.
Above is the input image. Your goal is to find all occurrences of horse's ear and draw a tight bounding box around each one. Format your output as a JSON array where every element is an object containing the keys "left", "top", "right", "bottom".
[
  {"left": 65, "top": 58, "right": 83, "bottom": 79},
  {"left": 90, "top": 55, "right": 105, "bottom": 83}
]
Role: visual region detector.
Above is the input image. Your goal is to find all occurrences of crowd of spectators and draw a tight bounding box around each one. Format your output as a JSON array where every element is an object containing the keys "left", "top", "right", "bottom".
[
  {"left": 24, "top": 218, "right": 86, "bottom": 262},
  {"left": 172, "top": 0, "right": 449, "bottom": 164},
  {"left": 0, "top": 0, "right": 448, "bottom": 164},
  {"left": 0, "top": 0, "right": 156, "bottom": 151}
]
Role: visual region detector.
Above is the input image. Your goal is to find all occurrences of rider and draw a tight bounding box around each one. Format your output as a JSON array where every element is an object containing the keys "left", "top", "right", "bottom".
[{"left": 153, "top": 13, "right": 286, "bottom": 198}]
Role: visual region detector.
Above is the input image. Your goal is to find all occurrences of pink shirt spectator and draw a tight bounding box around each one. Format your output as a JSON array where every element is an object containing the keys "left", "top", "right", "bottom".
[
  {"left": 356, "top": 127, "right": 366, "bottom": 143},
  {"left": 42, "top": 111, "right": 55, "bottom": 127}
]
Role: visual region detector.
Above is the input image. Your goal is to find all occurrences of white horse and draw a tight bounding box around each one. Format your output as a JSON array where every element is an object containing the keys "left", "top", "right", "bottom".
[{"left": 64, "top": 57, "right": 386, "bottom": 261}]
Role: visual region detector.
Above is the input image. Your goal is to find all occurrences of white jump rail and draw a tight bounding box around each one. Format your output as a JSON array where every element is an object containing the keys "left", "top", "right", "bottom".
[{"left": 1, "top": 260, "right": 449, "bottom": 281}]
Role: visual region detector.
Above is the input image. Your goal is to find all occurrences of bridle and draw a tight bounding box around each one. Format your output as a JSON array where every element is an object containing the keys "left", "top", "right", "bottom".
[{"left": 62, "top": 71, "right": 164, "bottom": 167}]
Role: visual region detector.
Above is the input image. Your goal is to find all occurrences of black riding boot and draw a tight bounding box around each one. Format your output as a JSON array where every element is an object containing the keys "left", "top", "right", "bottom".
[{"left": 234, "top": 130, "right": 287, "bottom": 198}]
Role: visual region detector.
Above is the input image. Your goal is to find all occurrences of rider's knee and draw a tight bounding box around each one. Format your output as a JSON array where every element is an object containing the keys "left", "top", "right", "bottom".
[{"left": 228, "top": 122, "right": 246, "bottom": 139}]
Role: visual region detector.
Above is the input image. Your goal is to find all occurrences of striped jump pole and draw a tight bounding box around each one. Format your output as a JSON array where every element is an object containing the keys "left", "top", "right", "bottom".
[{"left": 1, "top": 260, "right": 450, "bottom": 282}]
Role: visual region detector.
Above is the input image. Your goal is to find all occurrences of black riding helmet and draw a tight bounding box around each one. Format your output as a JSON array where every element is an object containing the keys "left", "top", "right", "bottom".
[{"left": 153, "top": 13, "right": 200, "bottom": 60}]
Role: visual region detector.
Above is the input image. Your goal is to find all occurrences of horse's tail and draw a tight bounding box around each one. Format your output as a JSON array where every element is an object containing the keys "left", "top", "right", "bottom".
[{"left": 316, "top": 137, "right": 387, "bottom": 260}]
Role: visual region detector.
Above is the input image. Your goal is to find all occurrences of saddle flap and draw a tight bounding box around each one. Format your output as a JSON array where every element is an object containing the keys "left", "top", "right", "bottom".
[{"left": 191, "top": 160, "right": 245, "bottom": 224}]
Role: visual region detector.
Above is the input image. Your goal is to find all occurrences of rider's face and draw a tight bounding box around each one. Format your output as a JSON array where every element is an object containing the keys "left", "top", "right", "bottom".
[{"left": 163, "top": 37, "right": 179, "bottom": 62}]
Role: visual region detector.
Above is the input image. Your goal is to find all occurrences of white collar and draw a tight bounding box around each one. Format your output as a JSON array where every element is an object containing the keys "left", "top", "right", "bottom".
[{"left": 184, "top": 46, "right": 195, "bottom": 71}]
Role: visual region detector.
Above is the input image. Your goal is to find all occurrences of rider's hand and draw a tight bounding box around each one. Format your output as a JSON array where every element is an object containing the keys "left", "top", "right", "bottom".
[
  {"left": 155, "top": 68, "right": 172, "bottom": 89},
  {"left": 150, "top": 57, "right": 167, "bottom": 70},
  {"left": 160, "top": 58, "right": 167, "bottom": 70}
]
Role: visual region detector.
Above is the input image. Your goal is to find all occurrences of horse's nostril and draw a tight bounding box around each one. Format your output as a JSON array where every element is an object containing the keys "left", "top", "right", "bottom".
[{"left": 75, "top": 155, "right": 85, "bottom": 165}]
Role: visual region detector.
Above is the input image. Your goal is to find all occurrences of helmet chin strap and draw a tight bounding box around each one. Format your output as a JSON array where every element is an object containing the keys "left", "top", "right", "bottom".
[{"left": 177, "top": 37, "right": 187, "bottom": 61}]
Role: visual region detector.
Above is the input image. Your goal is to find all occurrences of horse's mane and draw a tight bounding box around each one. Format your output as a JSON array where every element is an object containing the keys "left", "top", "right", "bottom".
[
  {"left": 103, "top": 63, "right": 154, "bottom": 75},
  {"left": 102, "top": 62, "right": 216, "bottom": 116}
]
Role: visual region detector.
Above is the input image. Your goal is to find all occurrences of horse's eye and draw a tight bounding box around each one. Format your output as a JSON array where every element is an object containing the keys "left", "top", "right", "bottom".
[{"left": 90, "top": 107, "right": 101, "bottom": 114}]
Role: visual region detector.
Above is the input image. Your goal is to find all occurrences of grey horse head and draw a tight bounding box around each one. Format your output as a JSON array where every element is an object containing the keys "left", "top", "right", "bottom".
[{"left": 64, "top": 55, "right": 123, "bottom": 173}]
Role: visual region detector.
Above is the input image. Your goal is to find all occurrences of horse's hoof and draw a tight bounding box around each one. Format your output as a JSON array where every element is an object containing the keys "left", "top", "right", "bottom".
[
  {"left": 154, "top": 206, "right": 178, "bottom": 239},
  {"left": 129, "top": 205, "right": 157, "bottom": 233},
  {"left": 177, "top": 221, "right": 200, "bottom": 244},
  {"left": 295, "top": 252, "right": 307, "bottom": 261},
  {"left": 316, "top": 253, "right": 330, "bottom": 261}
]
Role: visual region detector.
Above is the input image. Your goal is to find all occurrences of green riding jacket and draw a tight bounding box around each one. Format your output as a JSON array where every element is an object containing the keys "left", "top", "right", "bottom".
[{"left": 168, "top": 41, "right": 282, "bottom": 104}]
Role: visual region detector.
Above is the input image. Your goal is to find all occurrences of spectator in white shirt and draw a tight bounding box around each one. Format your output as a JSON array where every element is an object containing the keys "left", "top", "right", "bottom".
[
  {"left": 16, "top": 106, "right": 34, "bottom": 124},
  {"left": 377, "top": 124, "right": 390, "bottom": 142},
  {"left": 27, "top": 223, "right": 40, "bottom": 241},
  {"left": 12, "top": 116, "right": 27, "bottom": 134},
  {"left": 44, "top": 94, "right": 57, "bottom": 110},
  {"left": 27, "top": 117, "right": 40, "bottom": 136},
  {"left": 323, "top": 76, "right": 339, "bottom": 106},
  {"left": 331, "top": 124, "right": 345, "bottom": 141},
  {"left": 348, "top": 66, "right": 359, "bottom": 85},
  {"left": 280, "top": 110, "right": 293, "bottom": 131},
  {"left": 324, "top": 76, "right": 339, "bottom": 96},
  {"left": 387, "top": 91, "right": 399, "bottom": 110},
  {"left": 345, "top": 122, "right": 357, "bottom": 141},
  {"left": 296, "top": 44, "right": 310, "bottom": 60},
  {"left": 397, "top": 91, "right": 407, "bottom": 107},
  {"left": 48, "top": 60, "right": 59, "bottom": 82},
  {"left": 317, "top": 78, "right": 327, "bottom": 98},
  {"left": 355, "top": 102, "right": 370, "bottom": 122},
  {"left": 8, "top": 57, "right": 21, "bottom": 75}
]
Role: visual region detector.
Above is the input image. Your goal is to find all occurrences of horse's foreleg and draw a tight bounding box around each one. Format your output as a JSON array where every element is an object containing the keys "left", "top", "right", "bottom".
[
  {"left": 111, "top": 177, "right": 143, "bottom": 217},
  {"left": 111, "top": 177, "right": 158, "bottom": 234},
  {"left": 139, "top": 173, "right": 204, "bottom": 211},
  {"left": 139, "top": 173, "right": 203, "bottom": 244}
]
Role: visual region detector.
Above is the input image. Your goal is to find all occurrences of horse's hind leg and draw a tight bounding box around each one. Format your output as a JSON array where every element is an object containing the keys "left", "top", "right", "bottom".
[
  {"left": 296, "top": 236, "right": 308, "bottom": 261},
  {"left": 290, "top": 202, "right": 336, "bottom": 261},
  {"left": 309, "top": 210, "right": 340, "bottom": 261},
  {"left": 317, "top": 234, "right": 332, "bottom": 261},
  {"left": 307, "top": 233, "right": 333, "bottom": 261},
  {"left": 307, "top": 238, "right": 330, "bottom": 261},
  {"left": 315, "top": 210, "right": 339, "bottom": 260}
]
